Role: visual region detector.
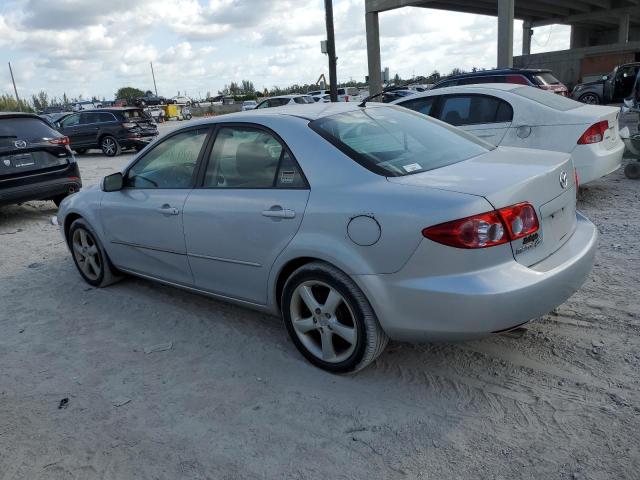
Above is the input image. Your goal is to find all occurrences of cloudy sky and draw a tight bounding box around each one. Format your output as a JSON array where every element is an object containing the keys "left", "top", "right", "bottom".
[{"left": 0, "top": 0, "right": 570, "bottom": 101}]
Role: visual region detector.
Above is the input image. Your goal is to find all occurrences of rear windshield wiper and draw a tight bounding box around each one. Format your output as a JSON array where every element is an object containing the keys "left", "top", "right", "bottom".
[{"left": 359, "top": 76, "right": 428, "bottom": 107}]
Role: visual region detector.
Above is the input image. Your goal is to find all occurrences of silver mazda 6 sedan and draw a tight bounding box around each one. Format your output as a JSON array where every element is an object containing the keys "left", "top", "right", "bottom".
[{"left": 57, "top": 103, "right": 597, "bottom": 373}]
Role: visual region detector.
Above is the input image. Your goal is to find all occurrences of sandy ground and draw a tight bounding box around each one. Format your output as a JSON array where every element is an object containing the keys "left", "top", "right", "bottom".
[{"left": 1, "top": 120, "right": 639, "bottom": 480}]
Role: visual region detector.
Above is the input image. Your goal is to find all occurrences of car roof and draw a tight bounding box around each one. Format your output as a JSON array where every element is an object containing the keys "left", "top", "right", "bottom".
[
  {"left": 389, "top": 83, "right": 526, "bottom": 104},
  {"left": 191, "top": 102, "right": 382, "bottom": 124},
  {"left": 442, "top": 68, "right": 551, "bottom": 81},
  {"left": 0, "top": 112, "right": 45, "bottom": 120}
]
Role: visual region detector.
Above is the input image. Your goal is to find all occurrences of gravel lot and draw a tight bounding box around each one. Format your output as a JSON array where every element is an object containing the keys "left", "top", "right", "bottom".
[{"left": 1, "top": 121, "right": 639, "bottom": 479}]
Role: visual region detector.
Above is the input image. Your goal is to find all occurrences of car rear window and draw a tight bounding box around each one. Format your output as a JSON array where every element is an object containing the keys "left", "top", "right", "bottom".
[
  {"left": 534, "top": 72, "right": 561, "bottom": 85},
  {"left": 0, "top": 117, "right": 59, "bottom": 140},
  {"left": 513, "top": 86, "right": 581, "bottom": 111},
  {"left": 309, "top": 106, "right": 491, "bottom": 177},
  {"left": 294, "top": 96, "right": 315, "bottom": 104}
]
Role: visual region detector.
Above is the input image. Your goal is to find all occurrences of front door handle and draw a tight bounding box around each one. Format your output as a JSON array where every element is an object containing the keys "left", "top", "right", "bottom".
[
  {"left": 262, "top": 206, "right": 296, "bottom": 219},
  {"left": 157, "top": 204, "right": 180, "bottom": 215}
]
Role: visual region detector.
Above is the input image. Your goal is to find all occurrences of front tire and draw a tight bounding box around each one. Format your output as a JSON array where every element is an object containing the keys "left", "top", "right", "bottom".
[
  {"left": 68, "top": 218, "right": 121, "bottom": 287},
  {"left": 579, "top": 93, "right": 600, "bottom": 105},
  {"left": 282, "top": 262, "right": 388, "bottom": 373},
  {"left": 101, "top": 136, "right": 121, "bottom": 157}
]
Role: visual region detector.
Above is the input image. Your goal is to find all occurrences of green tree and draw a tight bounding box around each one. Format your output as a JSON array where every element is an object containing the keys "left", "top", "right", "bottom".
[
  {"left": 115, "top": 86, "right": 145, "bottom": 104},
  {"left": 241, "top": 80, "right": 255, "bottom": 96}
]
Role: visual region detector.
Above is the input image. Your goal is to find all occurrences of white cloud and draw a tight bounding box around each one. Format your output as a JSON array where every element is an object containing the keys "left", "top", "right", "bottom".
[{"left": 0, "top": 0, "right": 572, "bottom": 101}]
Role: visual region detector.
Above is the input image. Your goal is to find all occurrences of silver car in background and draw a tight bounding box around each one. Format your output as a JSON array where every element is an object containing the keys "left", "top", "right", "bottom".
[{"left": 57, "top": 103, "right": 597, "bottom": 373}]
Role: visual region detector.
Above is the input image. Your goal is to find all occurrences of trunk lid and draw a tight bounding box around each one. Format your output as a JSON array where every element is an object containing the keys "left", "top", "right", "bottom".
[{"left": 388, "top": 146, "right": 577, "bottom": 266}]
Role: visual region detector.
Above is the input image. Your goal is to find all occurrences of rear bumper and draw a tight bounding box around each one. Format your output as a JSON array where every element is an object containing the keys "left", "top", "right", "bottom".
[
  {"left": 355, "top": 212, "right": 597, "bottom": 342},
  {"left": 0, "top": 163, "right": 82, "bottom": 206},
  {"left": 572, "top": 140, "right": 624, "bottom": 185}
]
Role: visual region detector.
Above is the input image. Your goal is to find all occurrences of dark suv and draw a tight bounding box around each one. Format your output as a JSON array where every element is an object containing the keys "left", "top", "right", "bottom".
[
  {"left": 432, "top": 68, "right": 569, "bottom": 96},
  {"left": 0, "top": 113, "right": 81, "bottom": 207},
  {"left": 55, "top": 108, "right": 158, "bottom": 157}
]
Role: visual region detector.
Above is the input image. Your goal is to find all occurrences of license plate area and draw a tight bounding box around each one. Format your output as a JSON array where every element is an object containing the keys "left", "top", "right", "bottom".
[{"left": 12, "top": 153, "right": 35, "bottom": 167}]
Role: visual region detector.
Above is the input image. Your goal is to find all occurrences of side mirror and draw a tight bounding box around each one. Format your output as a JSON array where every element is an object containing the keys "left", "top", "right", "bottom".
[
  {"left": 103, "top": 172, "right": 123, "bottom": 192},
  {"left": 55, "top": 122, "right": 61, "bottom": 129},
  {"left": 602, "top": 75, "right": 609, "bottom": 81}
]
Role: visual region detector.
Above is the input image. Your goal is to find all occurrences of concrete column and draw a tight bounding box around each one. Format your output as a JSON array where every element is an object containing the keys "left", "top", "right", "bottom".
[
  {"left": 522, "top": 21, "right": 533, "bottom": 56},
  {"left": 619, "top": 13, "right": 630, "bottom": 43},
  {"left": 497, "top": 0, "right": 514, "bottom": 68},
  {"left": 366, "top": 11, "right": 383, "bottom": 97},
  {"left": 571, "top": 25, "right": 589, "bottom": 48}
]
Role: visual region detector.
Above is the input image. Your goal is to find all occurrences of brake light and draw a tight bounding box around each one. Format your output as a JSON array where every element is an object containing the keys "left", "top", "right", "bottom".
[
  {"left": 48, "top": 136, "right": 69, "bottom": 145},
  {"left": 122, "top": 122, "right": 138, "bottom": 129},
  {"left": 578, "top": 121, "right": 608, "bottom": 144},
  {"left": 422, "top": 202, "right": 539, "bottom": 249}
]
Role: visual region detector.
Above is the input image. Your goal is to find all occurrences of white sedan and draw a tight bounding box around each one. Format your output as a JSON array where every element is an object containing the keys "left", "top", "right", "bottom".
[{"left": 392, "top": 84, "right": 624, "bottom": 185}]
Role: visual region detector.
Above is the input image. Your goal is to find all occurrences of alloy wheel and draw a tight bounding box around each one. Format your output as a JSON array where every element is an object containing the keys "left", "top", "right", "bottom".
[
  {"left": 289, "top": 281, "right": 358, "bottom": 363},
  {"left": 72, "top": 228, "right": 102, "bottom": 281},
  {"left": 102, "top": 138, "right": 116, "bottom": 155},
  {"left": 581, "top": 94, "right": 599, "bottom": 105}
]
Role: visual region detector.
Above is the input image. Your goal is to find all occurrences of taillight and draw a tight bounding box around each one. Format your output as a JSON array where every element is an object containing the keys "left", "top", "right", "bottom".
[
  {"left": 422, "top": 202, "right": 539, "bottom": 249},
  {"left": 48, "top": 136, "right": 69, "bottom": 145},
  {"left": 344, "top": 96, "right": 349, "bottom": 102},
  {"left": 497, "top": 203, "right": 539, "bottom": 241},
  {"left": 578, "top": 121, "right": 608, "bottom": 145},
  {"left": 122, "top": 122, "right": 138, "bottom": 129}
]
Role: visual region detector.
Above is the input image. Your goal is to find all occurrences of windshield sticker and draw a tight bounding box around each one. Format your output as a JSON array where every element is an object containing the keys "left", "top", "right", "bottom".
[{"left": 403, "top": 163, "right": 422, "bottom": 173}]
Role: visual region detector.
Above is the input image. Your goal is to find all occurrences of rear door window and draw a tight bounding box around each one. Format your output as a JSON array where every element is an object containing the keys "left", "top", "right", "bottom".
[
  {"left": 438, "top": 95, "right": 513, "bottom": 126},
  {"left": 398, "top": 96, "right": 437, "bottom": 116},
  {"left": 98, "top": 113, "right": 116, "bottom": 123},
  {"left": 79, "top": 112, "right": 99, "bottom": 124},
  {"left": 61, "top": 114, "right": 81, "bottom": 128}
]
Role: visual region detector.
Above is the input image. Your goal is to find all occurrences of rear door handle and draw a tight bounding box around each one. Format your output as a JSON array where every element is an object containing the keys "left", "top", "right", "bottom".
[
  {"left": 262, "top": 206, "right": 296, "bottom": 219},
  {"left": 157, "top": 204, "right": 180, "bottom": 215}
]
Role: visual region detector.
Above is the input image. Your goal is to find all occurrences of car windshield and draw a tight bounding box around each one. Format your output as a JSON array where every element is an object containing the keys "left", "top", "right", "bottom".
[
  {"left": 309, "top": 106, "right": 491, "bottom": 177},
  {"left": 534, "top": 72, "right": 561, "bottom": 85},
  {"left": 513, "top": 86, "right": 581, "bottom": 111}
]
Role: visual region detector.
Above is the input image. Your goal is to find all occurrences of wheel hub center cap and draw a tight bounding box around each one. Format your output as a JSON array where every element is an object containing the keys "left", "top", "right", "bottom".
[{"left": 316, "top": 313, "right": 329, "bottom": 327}]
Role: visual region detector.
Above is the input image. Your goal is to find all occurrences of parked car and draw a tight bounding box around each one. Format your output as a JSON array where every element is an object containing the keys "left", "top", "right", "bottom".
[
  {"left": 55, "top": 108, "right": 158, "bottom": 157},
  {"left": 134, "top": 92, "right": 167, "bottom": 107},
  {"left": 57, "top": 103, "right": 596, "bottom": 373},
  {"left": 72, "top": 101, "right": 102, "bottom": 111},
  {"left": 391, "top": 84, "right": 624, "bottom": 185},
  {"left": 308, "top": 89, "right": 329, "bottom": 97},
  {"left": 572, "top": 62, "right": 640, "bottom": 105},
  {"left": 255, "top": 95, "right": 316, "bottom": 109},
  {"left": 242, "top": 100, "right": 257, "bottom": 111},
  {"left": 172, "top": 95, "right": 192, "bottom": 106},
  {"left": 432, "top": 68, "right": 569, "bottom": 96},
  {"left": 313, "top": 94, "right": 331, "bottom": 103},
  {"left": 40, "top": 111, "right": 73, "bottom": 127},
  {"left": 0, "top": 113, "right": 81, "bottom": 207},
  {"left": 337, "top": 87, "right": 360, "bottom": 102}
]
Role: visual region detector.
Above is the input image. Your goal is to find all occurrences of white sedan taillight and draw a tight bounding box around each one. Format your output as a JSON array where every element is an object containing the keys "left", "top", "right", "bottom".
[{"left": 578, "top": 121, "right": 608, "bottom": 145}]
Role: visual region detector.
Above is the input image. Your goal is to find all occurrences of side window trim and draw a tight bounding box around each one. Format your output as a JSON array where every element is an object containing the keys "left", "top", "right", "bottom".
[
  {"left": 194, "top": 122, "right": 309, "bottom": 190},
  {"left": 122, "top": 125, "right": 214, "bottom": 190},
  {"left": 437, "top": 93, "right": 513, "bottom": 126}
]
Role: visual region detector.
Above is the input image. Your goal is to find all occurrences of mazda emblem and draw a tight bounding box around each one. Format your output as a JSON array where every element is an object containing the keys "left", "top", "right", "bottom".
[
  {"left": 14, "top": 140, "right": 27, "bottom": 149},
  {"left": 559, "top": 171, "right": 568, "bottom": 189}
]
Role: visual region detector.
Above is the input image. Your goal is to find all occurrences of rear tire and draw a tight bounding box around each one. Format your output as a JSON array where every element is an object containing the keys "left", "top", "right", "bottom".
[
  {"left": 579, "top": 93, "right": 600, "bottom": 105},
  {"left": 68, "top": 218, "right": 121, "bottom": 288},
  {"left": 281, "top": 262, "right": 388, "bottom": 373},
  {"left": 101, "top": 136, "right": 121, "bottom": 157},
  {"left": 625, "top": 161, "right": 640, "bottom": 179}
]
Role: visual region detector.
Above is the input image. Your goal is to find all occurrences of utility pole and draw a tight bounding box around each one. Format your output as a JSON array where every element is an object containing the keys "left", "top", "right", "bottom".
[
  {"left": 324, "top": 0, "right": 338, "bottom": 102},
  {"left": 8, "top": 62, "right": 21, "bottom": 111},
  {"left": 150, "top": 62, "right": 158, "bottom": 96}
]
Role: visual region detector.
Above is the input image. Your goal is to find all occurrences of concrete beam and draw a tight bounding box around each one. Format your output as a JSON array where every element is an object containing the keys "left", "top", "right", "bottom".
[
  {"left": 531, "top": 6, "right": 640, "bottom": 28},
  {"left": 619, "top": 12, "right": 630, "bottom": 43},
  {"left": 523, "top": 21, "right": 533, "bottom": 55},
  {"left": 498, "top": 0, "right": 515, "bottom": 68},
  {"left": 366, "top": 11, "right": 383, "bottom": 97}
]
